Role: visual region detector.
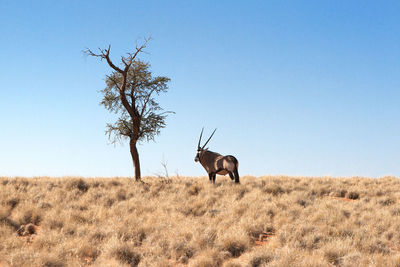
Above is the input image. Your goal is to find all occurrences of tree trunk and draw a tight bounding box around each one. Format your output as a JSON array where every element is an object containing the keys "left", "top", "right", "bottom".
[{"left": 129, "top": 139, "right": 141, "bottom": 181}]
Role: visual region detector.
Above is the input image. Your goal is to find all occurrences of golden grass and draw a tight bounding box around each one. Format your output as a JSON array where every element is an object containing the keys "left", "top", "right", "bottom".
[{"left": 1, "top": 175, "right": 400, "bottom": 266}]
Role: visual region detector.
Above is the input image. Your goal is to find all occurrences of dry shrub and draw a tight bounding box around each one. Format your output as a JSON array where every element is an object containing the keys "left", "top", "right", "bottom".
[
  {"left": 90, "top": 181, "right": 101, "bottom": 188},
  {"left": 220, "top": 236, "right": 249, "bottom": 258},
  {"left": 1, "top": 216, "right": 20, "bottom": 231},
  {"left": 116, "top": 189, "right": 127, "bottom": 201},
  {"left": 268, "top": 247, "right": 299, "bottom": 266},
  {"left": 7, "top": 198, "right": 19, "bottom": 209},
  {"left": 111, "top": 244, "right": 141, "bottom": 266},
  {"left": 347, "top": 192, "right": 360, "bottom": 200},
  {"left": 104, "top": 198, "right": 115, "bottom": 207},
  {"left": 195, "top": 228, "right": 217, "bottom": 249},
  {"left": 18, "top": 208, "right": 42, "bottom": 225},
  {"left": 32, "top": 233, "right": 59, "bottom": 251},
  {"left": 296, "top": 199, "right": 308, "bottom": 207},
  {"left": 334, "top": 189, "right": 347, "bottom": 198},
  {"left": 263, "top": 184, "right": 285, "bottom": 196},
  {"left": 173, "top": 240, "right": 195, "bottom": 262},
  {"left": 234, "top": 203, "right": 249, "bottom": 217},
  {"left": 189, "top": 249, "right": 226, "bottom": 267},
  {"left": 391, "top": 207, "right": 400, "bottom": 216},
  {"left": 324, "top": 249, "right": 342, "bottom": 266},
  {"left": 42, "top": 256, "right": 65, "bottom": 267},
  {"left": 70, "top": 212, "right": 88, "bottom": 224},
  {"left": 365, "top": 238, "right": 391, "bottom": 254},
  {"left": 39, "top": 202, "right": 52, "bottom": 209},
  {"left": 90, "top": 230, "right": 108, "bottom": 244},
  {"left": 150, "top": 182, "right": 167, "bottom": 197},
  {"left": 246, "top": 223, "right": 265, "bottom": 240},
  {"left": 341, "top": 210, "right": 351, "bottom": 219},
  {"left": 134, "top": 227, "right": 148, "bottom": 246},
  {"left": 187, "top": 184, "right": 202, "bottom": 196},
  {"left": 293, "top": 191, "right": 313, "bottom": 208},
  {"left": 316, "top": 186, "right": 329, "bottom": 196},
  {"left": 108, "top": 180, "right": 121, "bottom": 187},
  {"left": 249, "top": 252, "right": 273, "bottom": 267},
  {"left": 117, "top": 225, "right": 148, "bottom": 244},
  {"left": 78, "top": 242, "right": 100, "bottom": 262},
  {"left": 67, "top": 178, "right": 89, "bottom": 192},
  {"left": 286, "top": 225, "right": 323, "bottom": 251},
  {"left": 323, "top": 241, "right": 351, "bottom": 266},
  {"left": 180, "top": 200, "right": 207, "bottom": 216},
  {"left": 63, "top": 226, "right": 76, "bottom": 236},
  {"left": 379, "top": 197, "right": 395, "bottom": 206},
  {"left": 340, "top": 252, "right": 362, "bottom": 267},
  {"left": 302, "top": 232, "right": 324, "bottom": 250},
  {"left": 45, "top": 218, "right": 64, "bottom": 230},
  {"left": 236, "top": 187, "right": 247, "bottom": 200}
]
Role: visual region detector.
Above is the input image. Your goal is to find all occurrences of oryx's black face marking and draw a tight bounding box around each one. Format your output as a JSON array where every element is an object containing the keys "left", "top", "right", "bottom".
[{"left": 194, "top": 149, "right": 201, "bottom": 162}]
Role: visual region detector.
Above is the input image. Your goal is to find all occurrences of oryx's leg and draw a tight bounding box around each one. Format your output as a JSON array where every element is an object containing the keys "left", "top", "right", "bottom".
[
  {"left": 208, "top": 173, "right": 213, "bottom": 183},
  {"left": 228, "top": 172, "right": 235, "bottom": 181},
  {"left": 212, "top": 173, "right": 216, "bottom": 184},
  {"left": 234, "top": 169, "right": 240, "bottom": 184}
]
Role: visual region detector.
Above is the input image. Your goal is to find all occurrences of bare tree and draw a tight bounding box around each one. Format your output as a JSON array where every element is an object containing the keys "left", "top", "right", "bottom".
[{"left": 85, "top": 39, "right": 172, "bottom": 181}]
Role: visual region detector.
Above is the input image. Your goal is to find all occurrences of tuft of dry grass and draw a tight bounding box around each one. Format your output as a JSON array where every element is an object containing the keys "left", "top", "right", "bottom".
[
  {"left": 111, "top": 244, "right": 141, "bottom": 266},
  {"left": 1, "top": 175, "right": 400, "bottom": 266}
]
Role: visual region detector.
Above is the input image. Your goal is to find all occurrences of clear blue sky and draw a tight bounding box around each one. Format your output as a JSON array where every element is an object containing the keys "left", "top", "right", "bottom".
[{"left": 1, "top": 0, "right": 399, "bottom": 178}]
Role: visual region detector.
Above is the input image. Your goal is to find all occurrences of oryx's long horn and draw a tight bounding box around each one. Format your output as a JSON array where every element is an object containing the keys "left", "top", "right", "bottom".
[
  {"left": 201, "top": 128, "right": 217, "bottom": 150},
  {"left": 198, "top": 127, "right": 204, "bottom": 149}
]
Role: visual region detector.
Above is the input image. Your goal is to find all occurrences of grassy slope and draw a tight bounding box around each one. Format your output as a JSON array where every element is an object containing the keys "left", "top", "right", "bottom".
[{"left": 1, "top": 176, "right": 400, "bottom": 266}]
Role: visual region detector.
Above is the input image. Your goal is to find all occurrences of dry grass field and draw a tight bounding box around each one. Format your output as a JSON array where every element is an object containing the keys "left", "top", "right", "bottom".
[{"left": 1, "top": 176, "right": 400, "bottom": 266}]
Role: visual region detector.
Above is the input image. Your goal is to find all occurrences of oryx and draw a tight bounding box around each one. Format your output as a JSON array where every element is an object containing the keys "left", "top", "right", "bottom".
[{"left": 195, "top": 128, "right": 240, "bottom": 184}]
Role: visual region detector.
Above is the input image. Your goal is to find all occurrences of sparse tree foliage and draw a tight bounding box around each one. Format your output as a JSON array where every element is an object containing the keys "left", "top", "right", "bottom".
[{"left": 85, "top": 39, "right": 172, "bottom": 180}]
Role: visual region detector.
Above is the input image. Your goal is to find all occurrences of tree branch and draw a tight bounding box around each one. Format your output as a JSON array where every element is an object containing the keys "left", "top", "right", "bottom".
[
  {"left": 103, "top": 45, "right": 124, "bottom": 74},
  {"left": 122, "top": 37, "right": 150, "bottom": 73},
  {"left": 139, "top": 88, "right": 156, "bottom": 121},
  {"left": 106, "top": 74, "right": 121, "bottom": 90},
  {"left": 84, "top": 45, "right": 124, "bottom": 73}
]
